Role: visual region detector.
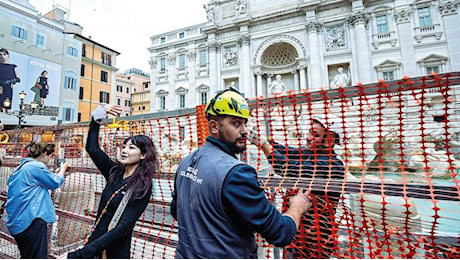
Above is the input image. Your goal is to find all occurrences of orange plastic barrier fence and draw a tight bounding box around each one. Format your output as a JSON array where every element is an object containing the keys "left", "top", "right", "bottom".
[{"left": 0, "top": 72, "right": 459, "bottom": 259}]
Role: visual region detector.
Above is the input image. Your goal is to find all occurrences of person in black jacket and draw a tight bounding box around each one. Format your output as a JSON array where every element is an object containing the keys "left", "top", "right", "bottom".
[
  {"left": 0, "top": 48, "right": 20, "bottom": 113},
  {"left": 59, "top": 104, "right": 159, "bottom": 259},
  {"left": 250, "top": 114, "right": 345, "bottom": 259}
]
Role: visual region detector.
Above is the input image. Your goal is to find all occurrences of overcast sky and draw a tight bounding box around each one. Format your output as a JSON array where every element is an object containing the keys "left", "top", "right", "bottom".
[{"left": 29, "top": 0, "right": 209, "bottom": 73}]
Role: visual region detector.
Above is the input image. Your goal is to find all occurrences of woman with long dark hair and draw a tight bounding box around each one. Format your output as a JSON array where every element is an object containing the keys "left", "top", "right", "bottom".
[
  {"left": 6, "top": 141, "right": 70, "bottom": 259},
  {"left": 61, "top": 104, "right": 159, "bottom": 259}
]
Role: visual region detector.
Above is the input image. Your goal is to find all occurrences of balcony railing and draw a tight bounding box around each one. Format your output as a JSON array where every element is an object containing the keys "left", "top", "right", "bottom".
[
  {"left": 414, "top": 24, "right": 442, "bottom": 43},
  {"left": 371, "top": 31, "right": 397, "bottom": 49}
]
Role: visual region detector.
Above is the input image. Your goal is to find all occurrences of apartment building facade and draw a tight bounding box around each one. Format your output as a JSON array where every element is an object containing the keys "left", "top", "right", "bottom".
[
  {"left": 115, "top": 74, "right": 134, "bottom": 117},
  {"left": 76, "top": 35, "right": 120, "bottom": 122},
  {"left": 147, "top": 0, "right": 460, "bottom": 112},
  {"left": 0, "top": 0, "right": 82, "bottom": 128},
  {"left": 125, "top": 68, "right": 151, "bottom": 116}
]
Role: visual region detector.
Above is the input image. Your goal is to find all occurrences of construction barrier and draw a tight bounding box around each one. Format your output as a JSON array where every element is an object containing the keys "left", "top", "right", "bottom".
[{"left": 0, "top": 72, "right": 459, "bottom": 258}]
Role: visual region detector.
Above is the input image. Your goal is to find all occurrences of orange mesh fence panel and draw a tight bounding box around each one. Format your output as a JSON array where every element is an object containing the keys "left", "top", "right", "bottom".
[
  {"left": 0, "top": 72, "right": 459, "bottom": 258},
  {"left": 195, "top": 104, "right": 209, "bottom": 147}
]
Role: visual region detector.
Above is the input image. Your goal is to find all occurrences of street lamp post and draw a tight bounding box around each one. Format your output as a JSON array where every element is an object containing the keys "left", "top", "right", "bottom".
[{"left": 3, "top": 91, "right": 38, "bottom": 128}]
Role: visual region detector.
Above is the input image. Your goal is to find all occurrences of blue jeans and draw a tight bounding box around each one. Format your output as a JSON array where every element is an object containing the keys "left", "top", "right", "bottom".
[{"left": 12, "top": 218, "right": 48, "bottom": 259}]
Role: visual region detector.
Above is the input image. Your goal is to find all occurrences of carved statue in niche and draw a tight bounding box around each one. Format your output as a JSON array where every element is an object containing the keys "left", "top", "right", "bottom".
[
  {"left": 228, "top": 81, "right": 238, "bottom": 90},
  {"left": 204, "top": 4, "right": 214, "bottom": 22},
  {"left": 330, "top": 67, "right": 351, "bottom": 89},
  {"left": 223, "top": 47, "right": 238, "bottom": 66},
  {"left": 326, "top": 26, "right": 346, "bottom": 50},
  {"left": 268, "top": 74, "right": 287, "bottom": 96},
  {"left": 236, "top": 0, "right": 247, "bottom": 15}
]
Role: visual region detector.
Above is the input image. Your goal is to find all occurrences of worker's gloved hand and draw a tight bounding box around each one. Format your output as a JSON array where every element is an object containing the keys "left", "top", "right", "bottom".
[{"left": 248, "top": 131, "right": 267, "bottom": 148}]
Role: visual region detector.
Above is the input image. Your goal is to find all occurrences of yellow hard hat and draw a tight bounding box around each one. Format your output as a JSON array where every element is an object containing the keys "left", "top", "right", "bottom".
[{"left": 205, "top": 88, "right": 250, "bottom": 119}]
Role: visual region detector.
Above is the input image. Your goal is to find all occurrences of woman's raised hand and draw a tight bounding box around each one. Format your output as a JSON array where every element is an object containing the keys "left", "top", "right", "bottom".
[{"left": 103, "top": 104, "right": 122, "bottom": 117}]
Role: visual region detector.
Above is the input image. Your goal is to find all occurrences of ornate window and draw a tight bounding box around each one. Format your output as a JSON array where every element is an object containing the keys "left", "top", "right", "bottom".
[
  {"left": 160, "top": 58, "right": 166, "bottom": 71},
  {"left": 156, "top": 89, "right": 168, "bottom": 111},
  {"left": 417, "top": 54, "right": 448, "bottom": 75},
  {"left": 371, "top": 7, "right": 397, "bottom": 49},
  {"left": 374, "top": 60, "right": 401, "bottom": 81},
  {"left": 178, "top": 54, "right": 186, "bottom": 69},
  {"left": 199, "top": 50, "right": 207, "bottom": 65},
  {"left": 175, "top": 86, "right": 188, "bottom": 109},
  {"left": 196, "top": 84, "right": 209, "bottom": 105},
  {"left": 376, "top": 15, "right": 389, "bottom": 34},
  {"left": 418, "top": 6, "right": 432, "bottom": 26},
  {"left": 412, "top": 1, "right": 442, "bottom": 42},
  {"left": 64, "top": 70, "right": 78, "bottom": 90}
]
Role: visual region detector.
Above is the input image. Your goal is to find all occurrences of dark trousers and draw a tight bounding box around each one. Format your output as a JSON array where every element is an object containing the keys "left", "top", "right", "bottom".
[{"left": 12, "top": 218, "right": 48, "bottom": 259}]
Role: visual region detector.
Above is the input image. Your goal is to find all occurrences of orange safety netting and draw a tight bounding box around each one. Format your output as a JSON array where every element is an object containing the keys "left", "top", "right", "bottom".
[{"left": 0, "top": 72, "right": 459, "bottom": 259}]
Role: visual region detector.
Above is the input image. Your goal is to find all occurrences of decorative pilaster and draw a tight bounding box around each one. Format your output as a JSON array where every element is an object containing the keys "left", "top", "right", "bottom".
[
  {"left": 439, "top": 0, "right": 460, "bottom": 70},
  {"left": 348, "top": 11, "right": 372, "bottom": 84},
  {"left": 305, "top": 21, "right": 322, "bottom": 33},
  {"left": 347, "top": 11, "right": 370, "bottom": 27},
  {"left": 208, "top": 40, "right": 221, "bottom": 53},
  {"left": 149, "top": 57, "right": 157, "bottom": 69},
  {"left": 208, "top": 40, "right": 220, "bottom": 90},
  {"left": 238, "top": 34, "right": 252, "bottom": 96},
  {"left": 306, "top": 21, "right": 322, "bottom": 88},
  {"left": 395, "top": 8, "right": 417, "bottom": 75},
  {"left": 237, "top": 34, "right": 251, "bottom": 46}
]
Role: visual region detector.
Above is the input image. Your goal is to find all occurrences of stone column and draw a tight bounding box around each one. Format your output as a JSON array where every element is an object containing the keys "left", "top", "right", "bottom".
[
  {"left": 348, "top": 11, "right": 372, "bottom": 84},
  {"left": 299, "top": 65, "right": 307, "bottom": 90},
  {"left": 293, "top": 69, "right": 300, "bottom": 91},
  {"left": 238, "top": 34, "right": 252, "bottom": 97},
  {"left": 148, "top": 57, "right": 157, "bottom": 113},
  {"left": 306, "top": 21, "right": 322, "bottom": 89},
  {"left": 167, "top": 53, "right": 176, "bottom": 107},
  {"left": 393, "top": 8, "right": 417, "bottom": 75},
  {"left": 208, "top": 39, "right": 220, "bottom": 93},
  {"left": 267, "top": 74, "right": 273, "bottom": 91},
  {"left": 187, "top": 49, "right": 197, "bottom": 105},
  {"left": 256, "top": 71, "right": 263, "bottom": 97},
  {"left": 439, "top": 1, "right": 460, "bottom": 71}
]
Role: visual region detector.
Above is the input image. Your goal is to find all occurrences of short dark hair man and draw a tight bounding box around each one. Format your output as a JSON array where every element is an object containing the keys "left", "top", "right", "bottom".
[{"left": 171, "top": 88, "right": 311, "bottom": 258}]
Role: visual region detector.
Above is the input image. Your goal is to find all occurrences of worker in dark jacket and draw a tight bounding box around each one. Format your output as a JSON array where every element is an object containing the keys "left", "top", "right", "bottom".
[
  {"left": 250, "top": 114, "right": 345, "bottom": 258},
  {"left": 171, "top": 88, "right": 311, "bottom": 259}
]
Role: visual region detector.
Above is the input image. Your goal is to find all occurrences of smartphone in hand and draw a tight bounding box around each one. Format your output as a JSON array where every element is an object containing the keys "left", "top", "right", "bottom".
[{"left": 58, "top": 158, "right": 66, "bottom": 167}]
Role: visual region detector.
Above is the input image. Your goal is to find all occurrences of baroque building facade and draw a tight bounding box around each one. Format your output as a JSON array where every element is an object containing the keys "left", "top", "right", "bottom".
[{"left": 148, "top": 0, "right": 460, "bottom": 112}]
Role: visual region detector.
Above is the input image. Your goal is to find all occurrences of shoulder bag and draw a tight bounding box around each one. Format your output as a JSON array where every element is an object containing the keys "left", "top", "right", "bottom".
[{"left": 101, "top": 187, "right": 134, "bottom": 259}]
